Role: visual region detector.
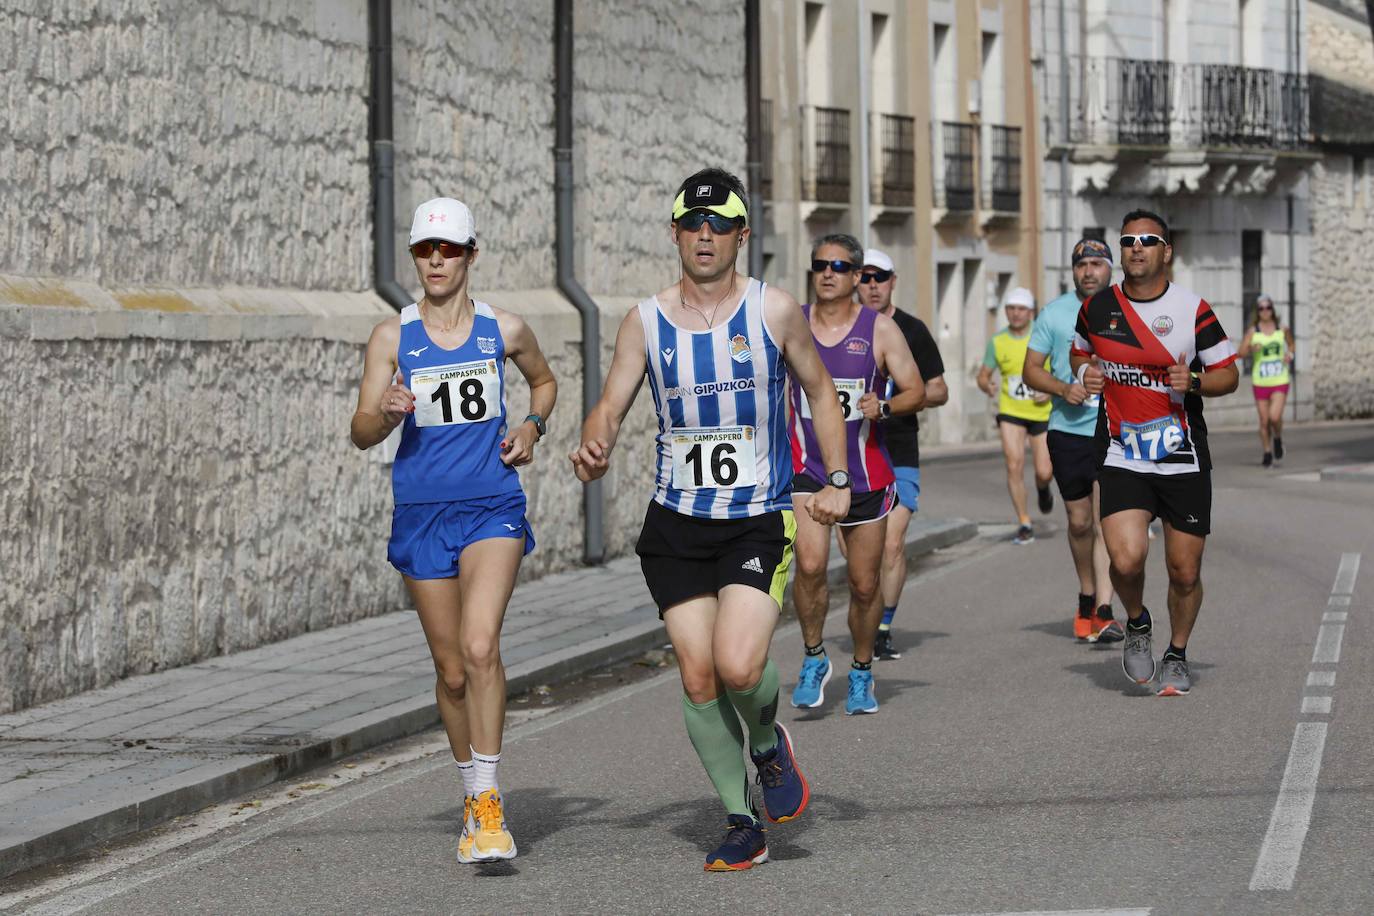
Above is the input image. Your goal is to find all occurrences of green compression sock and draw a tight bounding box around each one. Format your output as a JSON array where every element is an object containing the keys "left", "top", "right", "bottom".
[
  {"left": 681, "top": 694, "right": 752, "bottom": 817},
  {"left": 725, "top": 658, "right": 780, "bottom": 756}
]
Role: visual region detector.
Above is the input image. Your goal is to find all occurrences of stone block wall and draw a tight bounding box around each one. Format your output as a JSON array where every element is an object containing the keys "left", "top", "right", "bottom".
[
  {"left": 0, "top": 0, "right": 744, "bottom": 713},
  {"left": 1309, "top": 1, "right": 1374, "bottom": 418}
]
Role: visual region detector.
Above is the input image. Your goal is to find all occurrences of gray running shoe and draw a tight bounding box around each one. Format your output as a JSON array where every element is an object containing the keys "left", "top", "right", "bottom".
[
  {"left": 1156, "top": 657, "right": 1191, "bottom": 696},
  {"left": 1122, "top": 627, "right": 1156, "bottom": 684}
]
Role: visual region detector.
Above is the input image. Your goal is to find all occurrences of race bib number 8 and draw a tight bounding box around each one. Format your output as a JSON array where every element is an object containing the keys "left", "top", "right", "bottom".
[
  {"left": 410, "top": 360, "right": 502, "bottom": 428},
  {"left": 670, "top": 426, "right": 758, "bottom": 490},
  {"left": 1006, "top": 374, "right": 1032, "bottom": 401},
  {"left": 800, "top": 378, "right": 867, "bottom": 422},
  {"left": 1119, "top": 415, "right": 1184, "bottom": 462}
]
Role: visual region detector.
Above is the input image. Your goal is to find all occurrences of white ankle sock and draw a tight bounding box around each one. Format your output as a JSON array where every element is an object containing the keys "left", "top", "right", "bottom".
[
  {"left": 455, "top": 758, "right": 476, "bottom": 797},
  {"left": 471, "top": 748, "right": 500, "bottom": 796}
]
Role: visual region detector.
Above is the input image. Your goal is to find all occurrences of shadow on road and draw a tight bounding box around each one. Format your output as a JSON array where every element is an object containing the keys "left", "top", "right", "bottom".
[
  {"left": 789, "top": 677, "right": 932, "bottom": 721},
  {"left": 1064, "top": 659, "right": 1215, "bottom": 696}
]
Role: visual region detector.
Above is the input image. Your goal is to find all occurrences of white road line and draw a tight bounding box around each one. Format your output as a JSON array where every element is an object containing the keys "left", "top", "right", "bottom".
[
  {"left": 1306, "top": 671, "right": 1336, "bottom": 687},
  {"left": 1333, "top": 553, "right": 1361, "bottom": 595},
  {"left": 1250, "top": 722, "right": 1329, "bottom": 891},
  {"left": 1322, "top": 611, "right": 1348, "bottom": 622},
  {"left": 1301, "top": 696, "right": 1333, "bottom": 714},
  {"left": 1311, "top": 624, "right": 1345, "bottom": 664},
  {"left": 1327, "top": 595, "right": 1351, "bottom": 607}
]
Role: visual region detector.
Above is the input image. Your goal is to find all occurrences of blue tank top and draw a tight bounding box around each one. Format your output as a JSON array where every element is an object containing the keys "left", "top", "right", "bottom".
[{"left": 392, "top": 301, "right": 521, "bottom": 505}]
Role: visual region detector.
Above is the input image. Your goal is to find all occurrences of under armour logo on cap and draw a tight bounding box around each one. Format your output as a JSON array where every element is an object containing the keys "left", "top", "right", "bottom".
[{"left": 428, "top": 212, "right": 446, "bottom": 223}]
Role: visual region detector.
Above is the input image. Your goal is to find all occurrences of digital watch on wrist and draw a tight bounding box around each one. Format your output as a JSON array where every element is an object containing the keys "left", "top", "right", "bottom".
[
  {"left": 1188, "top": 372, "right": 1201, "bottom": 393},
  {"left": 878, "top": 400, "right": 892, "bottom": 420},
  {"left": 827, "top": 470, "right": 852, "bottom": 489},
  {"left": 524, "top": 413, "right": 546, "bottom": 437}
]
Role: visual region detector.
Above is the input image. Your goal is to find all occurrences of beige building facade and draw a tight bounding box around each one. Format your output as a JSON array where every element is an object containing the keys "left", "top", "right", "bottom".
[{"left": 760, "top": 0, "right": 1040, "bottom": 444}]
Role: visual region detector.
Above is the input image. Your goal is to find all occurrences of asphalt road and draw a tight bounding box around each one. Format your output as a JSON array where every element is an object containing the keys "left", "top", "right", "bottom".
[{"left": 9, "top": 423, "right": 1374, "bottom": 915}]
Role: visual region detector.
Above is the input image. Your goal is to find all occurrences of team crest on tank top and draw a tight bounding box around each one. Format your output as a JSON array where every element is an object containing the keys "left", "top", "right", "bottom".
[{"left": 639, "top": 279, "right": 792, "bottom": 519}]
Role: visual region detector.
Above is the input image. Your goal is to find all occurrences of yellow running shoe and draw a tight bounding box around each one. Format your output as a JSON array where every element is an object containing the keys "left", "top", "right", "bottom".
[
  {"left": 456, "top": 795, "right": 478, "bottom": 864},
  {"left": 471, "top": 788, "right": 517, "bottom": 861}
]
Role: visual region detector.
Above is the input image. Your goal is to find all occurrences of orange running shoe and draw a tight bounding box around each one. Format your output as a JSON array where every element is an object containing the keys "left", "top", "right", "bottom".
[
  {"left": 471, "top": 788, "right": 517, "bottom": 861},
  {"left": 456, "top": 795, "right": 478, "bottom": 864},
  {"left": 1074, "top": 614, "right": 1094, "bottom": 640}
]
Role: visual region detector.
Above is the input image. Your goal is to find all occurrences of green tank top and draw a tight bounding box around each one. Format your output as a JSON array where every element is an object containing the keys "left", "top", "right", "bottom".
[{"left": 1251, "top": 328, "right": 1289, "bottom": 387}]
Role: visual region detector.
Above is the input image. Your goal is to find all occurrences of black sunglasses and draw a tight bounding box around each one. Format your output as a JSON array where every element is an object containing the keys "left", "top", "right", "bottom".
[
  {"left": 410, "top": 240, "right": 471, "bottom": 259},
  {"left": 859, "top": 269, "right": 893, "bottom": 284},
  {"left": 811, "top": 259, "right": 859, "bottom": 274},
  {"left": 1119, "top": 233, "right": 1167, "bottom": 249},
  {"left": 1257, "top": 303, "right": 1275, "bottom": 310},
  {"left": 677, "top": 211, "right": 744, "bottom": 234}
]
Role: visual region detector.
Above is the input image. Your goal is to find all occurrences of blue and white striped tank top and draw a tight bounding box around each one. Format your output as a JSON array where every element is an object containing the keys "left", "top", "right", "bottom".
[
  {"left": 639, "top": 278, "right": 792, "bottom": 519},
  {"left": 392, "top": 301, "right": 521, "bottom": 505}
]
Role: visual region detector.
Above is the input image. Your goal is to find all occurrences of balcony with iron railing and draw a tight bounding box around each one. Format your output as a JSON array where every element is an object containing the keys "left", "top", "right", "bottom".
[
  {"left": 804, "top": 106, "right": 851, "bottom": 205},
  {"left": 983, "top": 124, "right": 1021, "bottom": 214},
  {"left": 871, "top": 113, "right": 916, "bottom": 208},
  {"left": 932, "top": 121, "right": 976, "bottom": 214},
  {"left": 1043, "top": 55, "right": 1311, "bottom": 152}
]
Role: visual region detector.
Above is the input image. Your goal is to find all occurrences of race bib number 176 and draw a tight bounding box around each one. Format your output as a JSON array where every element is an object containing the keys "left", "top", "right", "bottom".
[{"left": 1119, "top": 415, "right": 1184, "bottom": 462}]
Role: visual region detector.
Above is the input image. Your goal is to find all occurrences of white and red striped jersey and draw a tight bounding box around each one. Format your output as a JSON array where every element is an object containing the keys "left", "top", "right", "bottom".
[{"left": 1072, "top": 283, "right": 1236, "bottom": 476}]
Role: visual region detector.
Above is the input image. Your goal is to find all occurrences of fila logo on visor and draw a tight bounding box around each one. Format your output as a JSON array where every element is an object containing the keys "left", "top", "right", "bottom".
[{"left": 696, "top": 185, "right": 711, "bottom": 197}]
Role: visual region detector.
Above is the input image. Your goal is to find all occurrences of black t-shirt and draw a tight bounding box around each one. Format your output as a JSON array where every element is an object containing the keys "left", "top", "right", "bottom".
[{"left": 884, "top": 308, "right": 945, "bottom": 468}]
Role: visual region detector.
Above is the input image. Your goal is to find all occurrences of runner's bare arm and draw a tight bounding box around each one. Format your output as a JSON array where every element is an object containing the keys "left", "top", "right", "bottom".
[
  {"left": 571, "top": 309, "right": 647, "bottom": 481},
  {"left": 350, "top": 318, "right": 411, "bottom": 450},
  {"left": 1237, "top": 329, "right": 1255, "bottom": 358},
  {"left": 1285, "top": 328, "right": 1295, "bottom": 361},
  {"left": 870, "top": 312, "right": 925, "bottom": 416},
  {"left": 496, "top": 310, "right": 558, "bottom": 467},
  {"left": 923, "top": 375, "right": 949, "bottom": 408},
  {"left": 1021, "top": 347, "right": 1063, "bottom": 398},
  {"left": 764, "top": 286, "right": 849, "bottom": 524},
  {"left": 975, "top": 362, "right": 996, "bottom": 397}
]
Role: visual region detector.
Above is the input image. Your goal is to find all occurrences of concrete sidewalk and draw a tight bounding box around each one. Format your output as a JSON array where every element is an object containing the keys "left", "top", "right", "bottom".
[{"left": 0, "top": 516, "right": 975, "bottom": 879}]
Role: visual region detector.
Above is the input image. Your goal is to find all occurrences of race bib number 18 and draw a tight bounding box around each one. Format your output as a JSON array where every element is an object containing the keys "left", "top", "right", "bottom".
[
  {"left": 670, "top": 426, "right": 758, "bottom": 490},
  {"left": 1119, "top": 415, "right": 1184, "bottom": 462},
  {"left": 801, "top": 378, "right": 867, "bottom": 422},
  {"left": 410, "top": 360, "right": 502, "bottom": 428}
]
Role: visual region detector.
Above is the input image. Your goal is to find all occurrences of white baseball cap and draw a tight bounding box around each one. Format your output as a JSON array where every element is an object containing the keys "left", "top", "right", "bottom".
[
  {"left": 409, "top": 198, "right": 476, "bottom": 247},
  {"left": 862, "top": 249, "right": 895, "bottom": 272},
  {"left": 1004, "top": 286, "right": 1035, "bottom": 309}
]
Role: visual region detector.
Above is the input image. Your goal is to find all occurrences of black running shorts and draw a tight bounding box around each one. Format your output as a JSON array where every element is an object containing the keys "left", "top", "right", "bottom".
[
  {"left": 1046, "top": 430, "right": 1098, "bottom": 503},
  {"left": 1098, "top": 467, "right": 1211, "bottom": 537},
  {"left": 636, "top": 500, "right": 796, "bottom": 617},
  {"left": 996, "top": 413, "right": 1049, "bottom": 436},
  {"left": 791, "top": 472, "right": 896, "bottom": 526}
]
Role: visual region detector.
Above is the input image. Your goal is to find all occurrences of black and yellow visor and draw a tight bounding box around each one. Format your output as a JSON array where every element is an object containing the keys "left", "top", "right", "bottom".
[{"left": 671, "top": 182, "right": 748, "bottom": 225}]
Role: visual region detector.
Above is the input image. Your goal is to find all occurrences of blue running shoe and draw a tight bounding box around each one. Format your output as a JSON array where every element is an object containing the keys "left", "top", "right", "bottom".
[
  {"left": 845, "top": 668, "right": 879, "bottom": 715},
  {"left": 751, "top": 722, "right": 810, "bottom": 823},
  {"left": 704, "top": 814, "right": 768, "bottom": 872},
  {"left": 790, "top": 654, "right": 832, "bottom": 708}
]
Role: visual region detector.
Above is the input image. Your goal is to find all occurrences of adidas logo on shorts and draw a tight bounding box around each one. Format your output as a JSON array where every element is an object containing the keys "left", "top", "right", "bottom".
[{"left": 741, "top": 556, "right": 764, "bottom": 574}]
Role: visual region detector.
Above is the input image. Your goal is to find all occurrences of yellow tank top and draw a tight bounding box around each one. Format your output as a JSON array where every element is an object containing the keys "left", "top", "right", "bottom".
[
  {"left": 1251, "top": 328, "right": 1289, "bottom": 387},
  {"left": 986, "top": 327, "right": 1052, "bottom": 422}
]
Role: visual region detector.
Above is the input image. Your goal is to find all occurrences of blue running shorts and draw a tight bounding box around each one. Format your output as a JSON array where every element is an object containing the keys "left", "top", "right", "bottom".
[
  {"left": 388, "top": 491, "right": 535, "bottom": 580},
  {"left": 893, "top": 466, "right": 920, "bottom": 512}
]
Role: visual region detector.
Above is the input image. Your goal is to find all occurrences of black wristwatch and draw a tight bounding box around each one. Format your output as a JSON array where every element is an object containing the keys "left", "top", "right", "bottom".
[
  {"left": 878, "top": 400, "right": 893, "bottom": 420},
  {"left": 524, "top": 413, "right": 546, "bottom": 437},
  {"left": 1188, "top": 372, "right": 1201, "bottom": 393},
  {"left": 827, "top": 469, "right": 852, "bottom": 489}
]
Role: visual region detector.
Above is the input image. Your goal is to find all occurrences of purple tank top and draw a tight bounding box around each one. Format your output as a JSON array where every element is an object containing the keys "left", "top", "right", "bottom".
[{"left": 788, "top": 305, "right": 894, "bottom": 493}]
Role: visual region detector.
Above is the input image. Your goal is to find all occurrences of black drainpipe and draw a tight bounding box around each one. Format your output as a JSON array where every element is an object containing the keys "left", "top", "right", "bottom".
[
  {"left": 369, "top": 0, "right": 410, "bottom": 312},
  {"left": 745, "top": 0, "right": 763, "bottom": 279},
  {"left": 554, "top": 0, "right": 605, "bottom": 565}
]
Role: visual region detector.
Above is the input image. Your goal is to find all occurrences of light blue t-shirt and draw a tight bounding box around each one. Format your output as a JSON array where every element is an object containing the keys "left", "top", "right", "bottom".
[{"left": 1028, "top": 291, "right": 1100, "bottom": 437}]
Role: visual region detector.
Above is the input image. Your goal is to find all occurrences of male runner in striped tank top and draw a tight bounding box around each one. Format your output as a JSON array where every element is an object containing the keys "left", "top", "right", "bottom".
[
  {"left": 351, "top": 198, "right": 557, "bottom": 863},
  {"left": 788, "top": 234, "right": 926, "bottom": 716},
  {"left": 572, "top": 169, "right": 850, "bottom": 872}
]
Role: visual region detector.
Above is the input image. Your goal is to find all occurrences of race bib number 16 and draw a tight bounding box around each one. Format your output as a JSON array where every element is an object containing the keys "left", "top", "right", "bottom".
[
  {"left": 1119, "top": 415, "right": 1184, "bottom": 462},
  {"left": 410, "top": 360, "right": 502, "bottom": 428},
  {"left": 670, "top": 426, "right": 758, "bottom": 490}
]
